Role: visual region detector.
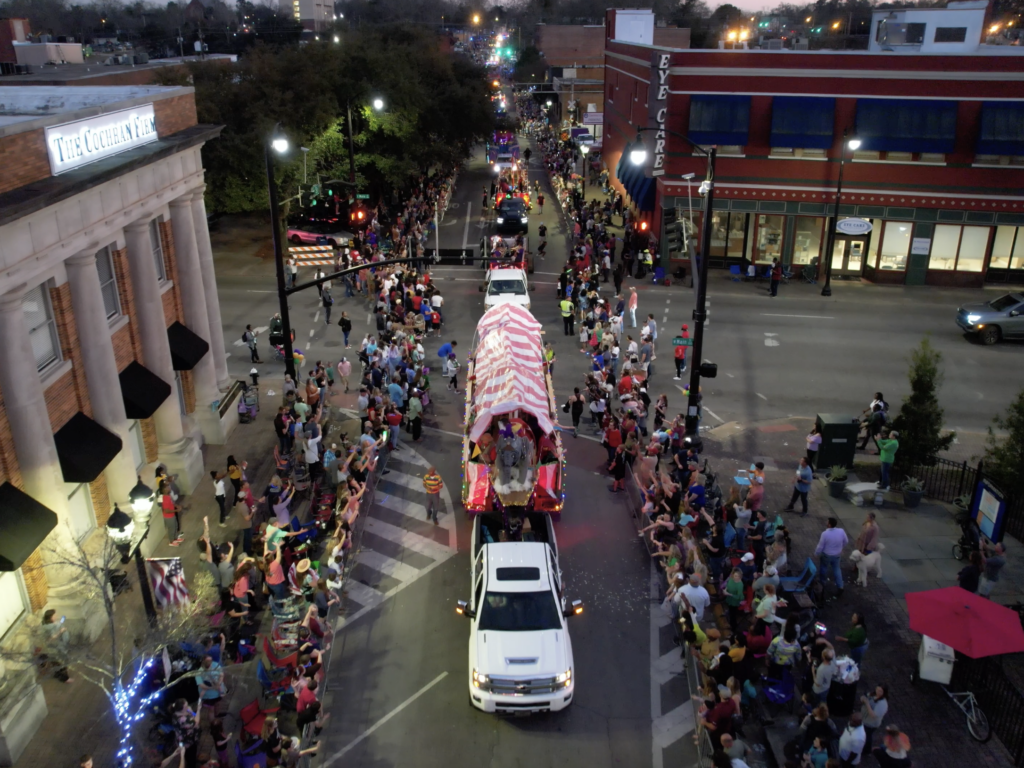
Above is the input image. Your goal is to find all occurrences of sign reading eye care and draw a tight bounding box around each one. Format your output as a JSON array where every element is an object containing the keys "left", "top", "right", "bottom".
[
  {"left": 646, "top": 52, "right": 671, "bottom": 178},
  {"left": 835, "top": 218, "right": 873, "bottom": 235},
  {"left": 45, "top": 104, "right": 158, "bottom": 175}
]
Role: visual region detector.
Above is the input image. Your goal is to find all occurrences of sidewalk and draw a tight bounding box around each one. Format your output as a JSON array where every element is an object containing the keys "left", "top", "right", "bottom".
[{"left": 705, "top": 415, "right": 1021, "bottom": 768}]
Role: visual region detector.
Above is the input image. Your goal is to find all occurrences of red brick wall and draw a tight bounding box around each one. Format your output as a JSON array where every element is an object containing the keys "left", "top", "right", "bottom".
[
  {"left": 180, "top": 370, "right": 196, "bottom": 414},
  {"left": 0, "top": 129, "right": 50, "bottom": 196},
  {"left": 159, "top": 220, "right": 185, "bottom": 326},
  {"left": 536, "top": 25, "right": 606, "bottom": 67},
  {"left": 110, "top": 247, "right": 143, "bottom": 371},
  {"left": 141, "top": 417, "right": 158, "bottom": 462},
  {"left": 652, "top": 28, "right": 690, "bottom": 49},
  {"left": 89, "top": 472, "right": 111, "bottom": 526},
  {"left": 0, "top": 393, "right": 23, "bottom": 490},
  {"left": 22, "top": 551, "right": 47, "bottom": 611},
  {"left": 46, "top": 283, "right": 90, "bottom": 431},
  {"left": 154, "top": 93, "right": 198, "bottom": 138}
]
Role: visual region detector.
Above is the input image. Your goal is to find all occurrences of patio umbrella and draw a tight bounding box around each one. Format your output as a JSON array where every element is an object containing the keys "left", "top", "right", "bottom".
[{"left": 906, "top": 586, "right": 1024, "bottom": 659}]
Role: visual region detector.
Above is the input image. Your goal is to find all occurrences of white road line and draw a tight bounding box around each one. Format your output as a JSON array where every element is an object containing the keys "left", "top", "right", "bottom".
[
  {"left": 364, "top": 517, "right": 454, "bottom": 561},
  {"left": 393, "top": 449, "right": 432, "bottom": 468},
  {"left": 308, "top": 329, "right": 315, "bottom": 338},
  {"left": 247, "top": 290, "right": 276, "bottom": 293},
  {"left": 314, "top": 310, "right": 320, "bottom": 323},
  {"left": 374, "top": 492, "right": 429, "bottom": 520},
  {"left": 379, "top": 470, "right": 429, "bottom": 493},
  {"left": 342, "top": 579, "right": 385, "bottom": 608},
  {"left": 761, "top": 313, "right": 835, "bottom": 319},
  {"left": 320, "top": 672, "right": 449, "bottom": 767},
  {"left": 355, "top": 549, "right": 420, "bottom": 583},
  {"left": 653, "top": 704, "right": 697, "bottom": 750},
  {"left": 462, "top": 202, "right": 472, "bottom": 250},
  {"left": 756, "top": 393, "right": 768, "bottom": 401},
  {"left": 421, "top": 425, "right": 464, "bottom": 439},
  {"left": 366, "top": 312, "right": 372, "bottom": 326},
  {"left": 704, "top": 407, "right": 725, "bottom": 423},
  {"left": 725, "top": 373, "right": 734, "bottom": 378},
  {"left": 650, "top": 565, "right": 666, "bottom": 768}
]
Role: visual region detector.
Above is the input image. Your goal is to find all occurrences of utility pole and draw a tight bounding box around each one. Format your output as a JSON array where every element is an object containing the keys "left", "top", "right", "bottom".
[
  {"left": 177, "top": 27, "right": 184, "bottom": 58},
  {"left": 265, "top": 144, "right": 296, "bottom": 381}
]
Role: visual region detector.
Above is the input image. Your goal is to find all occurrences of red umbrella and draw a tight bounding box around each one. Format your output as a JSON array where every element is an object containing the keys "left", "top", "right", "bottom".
[{"left": 906, "top": 586, "right": 1024, "bottom": 659}]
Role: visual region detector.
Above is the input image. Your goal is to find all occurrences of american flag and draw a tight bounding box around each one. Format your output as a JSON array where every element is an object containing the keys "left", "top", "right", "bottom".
[{"left": 146, "top": 558, "right": 190, "bottom": 608}]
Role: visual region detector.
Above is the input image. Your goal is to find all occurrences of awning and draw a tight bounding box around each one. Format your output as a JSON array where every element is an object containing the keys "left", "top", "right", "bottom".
[
  {"left": 771, "top": 96, "right": 836, "bottom": 150},
  {"left": 119, "top": 361, "right": 172, "bottom": 419},
  {"left": 469, "top": 305, "right": 553, "bottom": 443},
  {"left": 53, "top": 412, "right": 123, "bottom": 483},
  {"left": 689, "top": 95, "right": 751, "bottom": 146},
  {"left": 0, "top": 482, "right": 58, "bottom": 571},
  {"left": 977, "top": 102, "right": 1024, "bottom": 156},
  {"left": 856, "top": 98, "right": 957, "bottom": 154},
  {"left": 167, "top": 321, "right": 209, "bottom": 371}
]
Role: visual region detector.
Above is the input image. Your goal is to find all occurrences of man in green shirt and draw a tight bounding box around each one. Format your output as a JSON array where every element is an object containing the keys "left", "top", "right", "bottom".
[
  {"left": 407, "top": 392, "right": 424, "bottom": 442},
  {"left": 876, "top": 430, "right": 899, "bottom": 490}
]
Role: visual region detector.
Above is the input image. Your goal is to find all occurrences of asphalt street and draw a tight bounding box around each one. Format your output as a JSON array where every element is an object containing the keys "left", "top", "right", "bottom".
[{"left": 205, "top": 115, "right": 1023, "bottom": 768}]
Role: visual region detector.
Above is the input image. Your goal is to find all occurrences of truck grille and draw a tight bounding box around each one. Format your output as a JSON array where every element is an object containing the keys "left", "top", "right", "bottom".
[{"left": 489, "top": 677, "right": 558, "bottom": 696}]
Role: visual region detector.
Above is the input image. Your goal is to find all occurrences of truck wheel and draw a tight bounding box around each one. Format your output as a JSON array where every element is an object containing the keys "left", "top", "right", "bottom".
[{"left": 979, "top": 326, "right": 1001, "bottom": 345}]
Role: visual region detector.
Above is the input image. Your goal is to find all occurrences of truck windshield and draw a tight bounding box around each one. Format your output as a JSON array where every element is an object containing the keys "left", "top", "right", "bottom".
[
  {"left": 478, "top": 591, "right": 561, "bottom": 632},
  {"left": 488, "top": 280, "right": 526, "bottom": 295}
]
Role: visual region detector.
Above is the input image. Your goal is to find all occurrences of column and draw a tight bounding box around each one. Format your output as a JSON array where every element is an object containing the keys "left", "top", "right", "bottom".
[
  {"left": 124, "top": 220, "right": 203, "bottom": 495},
  {"left": 168, "top": 196, "right": 219, "bottom": 406},
  {"left": 65, "top": 250, "right": 136, "bottom": 506},
  {"left": 190, "top": 186, "right": 231, "bottom": 391}
]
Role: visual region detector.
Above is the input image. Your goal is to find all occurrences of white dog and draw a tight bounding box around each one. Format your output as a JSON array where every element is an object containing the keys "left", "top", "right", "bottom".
[{"left": 849, "top": 543, "right": 886, "bottom": 587}]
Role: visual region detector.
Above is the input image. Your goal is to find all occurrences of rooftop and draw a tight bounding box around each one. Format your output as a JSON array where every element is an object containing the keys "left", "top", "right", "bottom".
[
  {"left": 0, "top": 85, "right": 193, "bottom": 137},
  {"left": 0, "top": 55, "right": 235, "bottom": 84}
]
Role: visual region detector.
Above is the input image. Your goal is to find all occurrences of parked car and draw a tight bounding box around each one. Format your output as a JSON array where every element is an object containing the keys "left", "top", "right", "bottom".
[
  {"left": 285, "top": 216, "right": 353, "bottom": 248},
  {"left": 956, "top": 292, "right": 1024, "bottom": 344}
]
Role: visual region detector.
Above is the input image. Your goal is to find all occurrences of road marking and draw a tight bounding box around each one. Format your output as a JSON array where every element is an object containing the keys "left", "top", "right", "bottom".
[
  {"left": 341, "top": 579, "right": 384, "bottom": 608},
  {"left": 725, "top": 373, "right": 734, "bottom": 378},
  {"left": 355, "top": 549, "right": 421, "bottom": 583},
  {"left": 366, "top": 312, "right": 372, "bottom": 326},
  {"left": 314, "top": 310, "right": 320, "bottom": 323},
  {"left": 321, "top": 672, "right": 449, "bottom": 767},
  {"left": 761, "top": 313, "right": 835, "bottom": 319},
  {"left": 462, "top": 202, "right": 472, "bottom": 249},
  {"left": 247, "top": 290, "right": 276, "bottom": 293},
  {"left": 421, "top": 425, "right": 464, "bottom": 439},
  {"left": 756, "top": 393, "right": 768, "bottom": 401},
  {"left": 364, "top": 517, "right": 453, "bottom": 561},
  {"left": 704, "top": 407, "right": 725, "bottom": 423},
  {"left": 309, "top": 329, "right": 315, "bottom": 338}
]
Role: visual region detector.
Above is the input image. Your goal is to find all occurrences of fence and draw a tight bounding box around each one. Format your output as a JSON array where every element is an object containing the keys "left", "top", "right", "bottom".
[
  {"left": 949, "top": 655, "right": 1024, "bottom": 767},
  {"left": 892, "top": 456, "right": 977, "bottom": 505},
  {"left": 683, "top": 641, "right": 715, "bottom": 768}
]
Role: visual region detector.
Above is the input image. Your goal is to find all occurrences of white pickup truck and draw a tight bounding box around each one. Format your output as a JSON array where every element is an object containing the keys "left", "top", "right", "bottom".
[{"left": 456, "top": 514, "right": 583, "bottom": 714}]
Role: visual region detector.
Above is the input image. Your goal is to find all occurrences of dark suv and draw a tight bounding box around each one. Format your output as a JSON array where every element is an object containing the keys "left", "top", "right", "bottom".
[{"left": 495, "top": 197, "right": 528, "bottom": 235}]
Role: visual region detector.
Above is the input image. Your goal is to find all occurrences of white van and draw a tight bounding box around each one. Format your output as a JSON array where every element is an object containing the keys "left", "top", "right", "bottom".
[{"left": 457, "top": 514, "right": 583, "bottom": 714}]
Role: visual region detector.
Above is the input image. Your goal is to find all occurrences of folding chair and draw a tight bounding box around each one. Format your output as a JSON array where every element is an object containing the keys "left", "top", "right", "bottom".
[
  {"left": 729, "top": 265, "right": 742, "bottom": 282},
  {"left": 778, "top": 558, "right": 814, "bottom": 594},
  {"left": 240, "top": 698, "right": 281, "bottom": 737},
  {"left": 261, "top": 635, "right": 299, "bottom": 669},
  {"left": 256, "top": 658, "right": 292, "bottom": 698},
  {"left": 235, "top": 738, "right": 268, "bottom": 768}
]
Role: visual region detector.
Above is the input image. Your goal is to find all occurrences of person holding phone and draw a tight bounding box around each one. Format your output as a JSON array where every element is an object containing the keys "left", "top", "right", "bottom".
[{"left": 41, "top": 609, "right": 72, "bottom": 683}]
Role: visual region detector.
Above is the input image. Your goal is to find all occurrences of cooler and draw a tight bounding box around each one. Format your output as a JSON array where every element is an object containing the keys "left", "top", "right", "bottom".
[
  {"left": 918, "top": 635, "right": 955, "bottom": 684},
  {"left": 827, "top": 680, "right": 859, "bottom": 717}
]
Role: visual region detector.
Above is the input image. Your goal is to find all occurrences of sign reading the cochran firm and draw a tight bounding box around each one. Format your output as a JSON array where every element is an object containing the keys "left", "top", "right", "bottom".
[
  {"left": 835, "top": 217, "right": 873, "bottom": 235},
  {"left": 45, "top": 104, "right": 158, "bottom": 175}
]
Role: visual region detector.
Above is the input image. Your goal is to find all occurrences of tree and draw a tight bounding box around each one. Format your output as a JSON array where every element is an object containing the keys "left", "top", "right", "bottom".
[
  {"left": 983, "top": 388, "right": 1024, "bottom": 500},
  {"left": 891, "top": 337, "right": 955, "bottom": 469},
  {"left": 2, "top": 526, "right": 216, "bottom": 767},
  {"left": 514, "top": 46, "right": 548, "bottom": 83}
]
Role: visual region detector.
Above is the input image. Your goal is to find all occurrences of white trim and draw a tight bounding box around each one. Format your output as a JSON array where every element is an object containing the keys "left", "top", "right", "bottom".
[
  {"left": 850, "top": 158, "right": 948, "bottom": 166},
  {"left": 606, "top": 63, "right": 650, "bottom": 84},
  {"left": 159, "top": 280, "right": 175, "bottom": 295},
  {"left": 40, "top": 358, "right": 73, "bottom": 391},
  {"left": 108, "top": 313, "right": 130, "bottom": 336},
  {"left": 666, "top": 66, "right": 1024, "bottom": 83}
]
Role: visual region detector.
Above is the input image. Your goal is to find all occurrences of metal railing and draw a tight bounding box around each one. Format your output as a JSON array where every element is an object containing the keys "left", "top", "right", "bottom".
[
  {"left": 949, "top": 655, "right": 1024, "bottom": 767},
  {"left": 684, "top": 642, "right": 715, "bottom": 768},
  {"left": 892, "top": 456, "right": 977, "bottom": 504}
]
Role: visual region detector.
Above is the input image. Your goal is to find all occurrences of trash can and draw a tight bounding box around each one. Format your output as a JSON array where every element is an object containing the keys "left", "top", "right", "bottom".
[{"left": 815, "top": 414, "right": 859, "bottom": 470}]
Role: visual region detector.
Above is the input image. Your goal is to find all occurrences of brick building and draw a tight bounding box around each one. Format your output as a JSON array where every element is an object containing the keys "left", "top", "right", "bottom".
[
  {"left": 601, "top": 6, "right": 1024, "bottom": 287},
  {"left": 0, "top": 84, "right": 230, "bottom": 762}
]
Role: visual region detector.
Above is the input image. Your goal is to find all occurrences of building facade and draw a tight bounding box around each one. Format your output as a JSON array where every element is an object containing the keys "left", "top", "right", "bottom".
[
  {"left": 602, "top": 9, "right": 1024, "bottom": 287},
  {"left": 0, "top": 84, "right": 230, "bottom": 763},
  {"left": 295, "top": 0, "right": 333, "bottom": 32}
]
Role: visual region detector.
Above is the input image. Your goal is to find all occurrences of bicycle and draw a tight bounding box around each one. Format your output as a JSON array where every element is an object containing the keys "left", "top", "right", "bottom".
[{"left": 911, "top": 663, "right": 992, "bottom": 742}]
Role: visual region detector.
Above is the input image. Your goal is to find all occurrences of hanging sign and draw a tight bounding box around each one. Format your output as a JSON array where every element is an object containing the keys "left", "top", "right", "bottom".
[
  {"left": 647, "top": 52, "right": 671, "bottom": 178},
  {"left": 835, "top": 218, "right": 873, "bottom": 235}
]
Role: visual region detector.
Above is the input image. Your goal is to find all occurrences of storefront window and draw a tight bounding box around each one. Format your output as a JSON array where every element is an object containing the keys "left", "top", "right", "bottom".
[
  {"left": 756, "top": 215, "right": 784, "bottom": 263},
  {"left": 928, "top": 225, "right": 989, "bottom": 272},
  {"left": 991, "top": 226, "right": 1024, "bottom": 269},
  {"left": 879, "top": 222, "right": 911, "bottom": 270},
  {"left": 727, "top": 214, "right": 748, "bottom": 259},
  {"left": 957, "top": 227, "right": 989, "bottom": 272},
  {"left": 793, "top": 217, "right": 824, "bottom": 266},
  {"left": 866, "top": 219, "right": 883, "bottom": 267},
  {"left": 709, "top": 212, "right": 728, "bottom": 258}
]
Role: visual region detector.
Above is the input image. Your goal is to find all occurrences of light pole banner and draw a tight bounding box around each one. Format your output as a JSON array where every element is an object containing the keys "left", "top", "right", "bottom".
[{"left": 647, "top": 52, "right": 671, "bottom": 178}]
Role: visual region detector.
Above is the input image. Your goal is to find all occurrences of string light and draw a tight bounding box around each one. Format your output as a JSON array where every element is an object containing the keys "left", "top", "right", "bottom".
[{"left": 113, "top": 657, "right": 160, "bottom": 768}]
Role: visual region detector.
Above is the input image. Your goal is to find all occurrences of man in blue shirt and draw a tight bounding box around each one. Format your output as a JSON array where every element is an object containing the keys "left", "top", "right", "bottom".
[
  {"left": 685, "top": 474, "right": 706, "bottom": 515},
  {"left": 437, "top": 340, "right": 457, "bottom": 360},
  {"left": 784, "top": 457, "right": 814, "bottom": 517},
  {"left": 388, "top": 381, "right": 405, "bottom": 411}
]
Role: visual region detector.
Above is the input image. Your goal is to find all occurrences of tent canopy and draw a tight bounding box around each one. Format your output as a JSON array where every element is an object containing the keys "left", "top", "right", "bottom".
[{"left": 469, "top": 305, "right": 553, "bottom": 443}]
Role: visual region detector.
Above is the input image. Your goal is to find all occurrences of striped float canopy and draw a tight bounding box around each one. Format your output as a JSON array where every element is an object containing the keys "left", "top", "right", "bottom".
[{"left": 469, "top": 304, "right": 552, "bottom": 443}]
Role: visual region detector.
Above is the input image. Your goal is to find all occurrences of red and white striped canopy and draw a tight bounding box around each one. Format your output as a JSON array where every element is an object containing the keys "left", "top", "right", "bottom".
[{"left": 469, "top": 305, "right": 552, "bottom": 442}]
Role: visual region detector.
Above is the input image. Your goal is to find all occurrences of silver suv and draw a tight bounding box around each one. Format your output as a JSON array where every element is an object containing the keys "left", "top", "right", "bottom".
[{"left": 956, "top": 293, "right": 1024, "bottom": 345}]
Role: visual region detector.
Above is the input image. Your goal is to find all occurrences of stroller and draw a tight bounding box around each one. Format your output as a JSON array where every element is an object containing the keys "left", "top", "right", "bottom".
[{"left": 237, "top": 383, "right": 260, "bottom": 423}]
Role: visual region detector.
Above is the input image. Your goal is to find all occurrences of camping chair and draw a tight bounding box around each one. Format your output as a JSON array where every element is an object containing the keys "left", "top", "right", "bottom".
[
  {"left": 729, "top": 265, "right": 742, "bottom": 282},
  {"left": 261, "top": 635, "right": 299, "bottom": 669},
  {"left": 288, "top": 515, "right": 318, "bottom": 545},
  {"left": 240, "top": 698, "right": 281, "bottom": 737},
  {"left": 256, "top": 658, "right": 292, "bottom": 698},
  {"left": 235, "top": 739, "right": 268, "bottom": 768},
  {"left": 760, "top": 666, "right": 796, "bottom": 722},
  {"left": 779, "top": 557, "right": 818, "bottom": 612}
]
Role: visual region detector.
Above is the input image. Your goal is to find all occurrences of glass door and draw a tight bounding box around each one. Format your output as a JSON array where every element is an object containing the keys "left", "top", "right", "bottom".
[{"left": 831, "top": 238, "right": 868, "bottom": 275}]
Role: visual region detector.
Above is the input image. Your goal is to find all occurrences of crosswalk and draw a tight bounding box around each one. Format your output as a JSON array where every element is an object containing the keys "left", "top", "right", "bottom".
[{"left": 335, "top": 444, "right": 458, "bottom": 627}]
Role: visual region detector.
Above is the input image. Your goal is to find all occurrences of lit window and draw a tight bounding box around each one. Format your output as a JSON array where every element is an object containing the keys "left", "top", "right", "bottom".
[
  {"left": 24, "top": 284, "right": 61, "bottom": 372},
  {"left": 919, "top": 153, "right": 945, "bottom": 163},
  {"left": 990, "top": 226, "right": 1024, "bottom": 270}
]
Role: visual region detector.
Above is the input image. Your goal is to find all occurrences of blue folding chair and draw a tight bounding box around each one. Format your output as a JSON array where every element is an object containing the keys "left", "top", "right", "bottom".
[
  {"left": 729, "top": 265, "right": 742, "bottom": 282},
  {"left": 288, "top": 515, "right": 317, "bottom": 544},
  {"left": 779, "top": 557, "right": 816, "bottom": 594}
]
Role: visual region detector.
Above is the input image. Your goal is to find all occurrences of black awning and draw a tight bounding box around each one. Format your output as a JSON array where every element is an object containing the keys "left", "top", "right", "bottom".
[
  {"left": 167, "top": 321, "right": 210, "bottom": 371},
  {"left": 119, "top": 361, "right": 172, "bottom": 419},
  {"left": 53, "top": 412, "right": 123, "bottom": 483},
  {"left": 0, "top": 482, "right": 58, "bottom": 571}
]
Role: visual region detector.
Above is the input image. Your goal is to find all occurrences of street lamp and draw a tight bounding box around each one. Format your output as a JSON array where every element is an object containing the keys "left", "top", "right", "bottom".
[
  {"left": 579, "top": 143, "right": 589, "bottom": 195},
  {"left": 372, "top": 97, "right": 385, "bottom": 111},
  {"left": 473, "top": 14, "right": 480, "bottom": 25},
  {"left": 821, "top": 131, "right": 862, "bottom": 297},
  {"left": 346, "top": 97, "right": 385, "bottom": 184},
  {"left": 265, "top": 124, "right": 297, "bottom": 380},
  {"left": 106, "top": 493, "right": 158, "bottom": 626},
  {"left": 629, "top": 128, "right": 717, "bottom": 446}
]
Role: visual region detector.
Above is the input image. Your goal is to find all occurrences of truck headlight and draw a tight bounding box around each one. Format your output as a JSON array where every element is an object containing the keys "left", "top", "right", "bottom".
[
  {"left": 555, "top": 669, "right": 572, "bottom": 687},
  {"left": 967, "top": 314, "right": 982, "bottom": 323},
  {"left": 521, "top": 216, "right": 528, "bottom": 223},
  {"left": 472, "top": 669, "right": 490, "bottom": 688},
  {"left": 496, "top": 217, "right": 504, "bottom": 224}
]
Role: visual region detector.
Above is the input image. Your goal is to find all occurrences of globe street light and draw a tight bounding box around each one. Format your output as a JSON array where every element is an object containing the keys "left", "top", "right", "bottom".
[
  {"left": 373, "top": 97, "right": 384, "bottom": 111},
  {"left": 106, "top": 501, "right": 158, "bottom": 625},
  {"left": 266, "top": 124, "right": 296, "bottom": 381},
  {"left": 579, "top": 143, "right": 589, "bottom": 195}
]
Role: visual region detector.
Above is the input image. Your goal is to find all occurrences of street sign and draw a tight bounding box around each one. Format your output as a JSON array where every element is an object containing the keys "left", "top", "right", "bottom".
[
  {"left": 356, "top": 193, "right": 370, "bottom": 200},
  {"left": 673, "top": 336, "right": 693, "bottom": 347}
]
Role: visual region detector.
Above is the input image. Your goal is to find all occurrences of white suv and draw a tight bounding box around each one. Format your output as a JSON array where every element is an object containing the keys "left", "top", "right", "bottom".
[
  {"left": 457, "top": 514, "right": 583, "bottom": 714},
  {"left": 482, "top": 267, "right": 533, "bottom": 311}
]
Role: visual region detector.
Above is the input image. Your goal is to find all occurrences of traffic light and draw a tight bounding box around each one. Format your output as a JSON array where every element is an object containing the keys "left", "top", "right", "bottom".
[
  {"left": 665, "top": 220, "right": 684, "bottom": 254},
  {"left": 639, "top": 221, "right": 649, "bottom": 232}
]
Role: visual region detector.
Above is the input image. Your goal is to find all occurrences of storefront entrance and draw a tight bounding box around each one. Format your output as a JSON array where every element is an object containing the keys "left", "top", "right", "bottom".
[{"left": 831, "top": 236, "right": 868, "bottom": 277}]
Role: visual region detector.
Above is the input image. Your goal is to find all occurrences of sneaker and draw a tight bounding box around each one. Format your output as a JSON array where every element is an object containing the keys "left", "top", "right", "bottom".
[
  {"left": 218, "top": 522, "right": 227, "bottom": 528},
  {"left": 433, "top": 519, "right": 439, "bottom": 526},
  {"left": 783, "top": 507, "right": 795, "bottom": 512},
  {"left": 673, "top": 376, "right": 681, "bottom": 381},
  {"left": 169, "top": 539, "right": 182, "bottom": 547}
]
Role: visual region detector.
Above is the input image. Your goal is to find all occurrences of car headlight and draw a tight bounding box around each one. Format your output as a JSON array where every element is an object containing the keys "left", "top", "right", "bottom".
[
  {"left": 521, "top": 216, "right": 528, "bottom": 223},
  {"left": 967, "top": 314, "right": 982, "bottom": 323},
  {"left": 472, "top": 669, "right": 490, "bottom": 688},
  {"left": 555, "top": 669, "right": 572, "bottom": 686},
  {"left": 496, "top": 217, "right": 504, "bottom": 224}
]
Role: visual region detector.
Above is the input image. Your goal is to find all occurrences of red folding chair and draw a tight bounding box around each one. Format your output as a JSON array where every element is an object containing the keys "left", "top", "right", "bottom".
[
  {"left": 261, "top": 635, "right": 299, "bottom": 668},
  {"left": 240, "top": 698, "right": 281, "bottom": 737}
]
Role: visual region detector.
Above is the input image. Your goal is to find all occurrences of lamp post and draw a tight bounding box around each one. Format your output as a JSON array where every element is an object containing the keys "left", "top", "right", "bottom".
[
  {"left": 821, "top": 131, "right": 862, "bottom": 297},
  {"left": 106, "top": 477, "right": 159, "bottom": 626},
  {"left": 629, "top": 127, "right": 717, "bottom": 447},
  {"left": 579, "top": 143, "right": 589, "bottom": 196},
  {"left": 346, "top": 97, "right": 385, "bottom": 184},
  {"left": 265, "top": 126, "right": 296, "bottom": 381}
]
